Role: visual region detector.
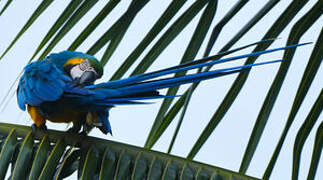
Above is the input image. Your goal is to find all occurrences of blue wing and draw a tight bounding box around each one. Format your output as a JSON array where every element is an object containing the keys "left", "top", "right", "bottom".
[{"left": 17, "top": 60, "right": 72, "bottom": 110}]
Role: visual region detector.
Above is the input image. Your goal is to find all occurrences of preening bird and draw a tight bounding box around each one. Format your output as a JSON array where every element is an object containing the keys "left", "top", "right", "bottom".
[{"left": 16, "top": 41, "right": 308, "bottom": 135}]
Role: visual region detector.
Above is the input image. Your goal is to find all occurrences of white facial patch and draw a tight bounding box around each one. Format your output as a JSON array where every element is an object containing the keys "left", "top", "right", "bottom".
[
  {"left": 70, "top": 65, "right": 84, "bottom": 79},
  {"left": 70, "top": 59, "right": 98, "bottom": 79}
]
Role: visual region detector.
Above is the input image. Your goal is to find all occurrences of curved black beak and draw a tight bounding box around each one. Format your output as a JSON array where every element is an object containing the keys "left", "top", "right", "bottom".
[{"left": 79, "top": 71, "right": 97, "bottom": 85}]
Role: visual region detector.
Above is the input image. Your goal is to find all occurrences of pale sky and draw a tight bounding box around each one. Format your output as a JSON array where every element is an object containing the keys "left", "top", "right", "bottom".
[{"left": 0, "top": 0, "right": 322, "bottom": 179}]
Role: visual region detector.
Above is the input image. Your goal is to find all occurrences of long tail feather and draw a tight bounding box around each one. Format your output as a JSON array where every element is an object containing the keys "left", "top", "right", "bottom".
[
  {"left": 91, "top": 42, "right": 310, "bottom": 89},
  {"left": 90, "top": 39, "right": 275, "bottom": 89},
  {"left": 106, "top": 95, "right": 181, "bottom": 102},
  {"left": 105, "top": 59, "right": 283, "bottom": 97},
  {"left": 94, "top": 101, "right": 153, "bottom": 106}
]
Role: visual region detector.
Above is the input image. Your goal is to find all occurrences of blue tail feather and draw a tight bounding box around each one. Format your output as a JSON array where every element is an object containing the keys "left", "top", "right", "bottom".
[
  {"left": 106, "top": 95, "right": 181, "bottom": 102},
  {"left": 97, "top": 108, "right": 112, "bottom": 134},
  {"left": 90, "top": 43, "right": 309, "bottom": 90},
  {"left": 97, "top": 59, "right": 282, "bottom": 97},
  {"left": 94, "top": 101, "right": 153, "bottom": 106}
]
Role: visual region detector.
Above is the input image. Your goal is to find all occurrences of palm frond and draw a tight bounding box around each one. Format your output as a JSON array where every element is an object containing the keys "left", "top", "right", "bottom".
[
  {"left": 0, "top": 123, "right": 258, "bottom": 179},
  {"left": 306, "top": 121, "right": 323, "bottom": 180},
  {"left": 0, "top": 0, "right": 54, "bottom": 60},
  {"left": 0, "top": 0, "right": 13, "bottom": 16},
  {"left": 263, "top": 23, "right": 323, "bottom": 179},
  {"left": 239, "top": 1, "right": 322, "bottom": 173}
]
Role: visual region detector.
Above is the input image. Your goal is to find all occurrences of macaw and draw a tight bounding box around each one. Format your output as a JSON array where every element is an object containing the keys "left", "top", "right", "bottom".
[{"left": 16, "top": 42, "right": 308, "bottom": 135}]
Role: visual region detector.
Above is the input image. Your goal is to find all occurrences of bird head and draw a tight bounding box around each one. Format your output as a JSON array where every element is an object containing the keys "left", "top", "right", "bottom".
[{"left": 63, "top": 56, "right": 103, "bottom": 86}]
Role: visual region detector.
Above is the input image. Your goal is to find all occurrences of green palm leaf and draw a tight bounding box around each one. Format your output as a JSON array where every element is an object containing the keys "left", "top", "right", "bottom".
[
  {"left": 292, "top": 90, "right": 322, "bottom": 180},
  {"left": 0, "top": 0, "right": 54, "bottom": 60},
  {"left": 307, "top": 121, "right": 323, "bottom": 180},
  {"left": 187, "top": 0, "right": 311, "bottom": 161},
  {"left": 240, "top": 1, "right": 322, "bottom": 174},
  {"left": 0, "top": 123, "right": 257, "bottom": 179},
  {"left": 0, "top": 0, "right": 13, "bottom": 16}
]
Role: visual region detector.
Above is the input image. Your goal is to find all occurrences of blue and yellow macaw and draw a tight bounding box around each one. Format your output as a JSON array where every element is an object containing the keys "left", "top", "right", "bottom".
[{"left": 16, "top": 43, "right": 307, "bottom": 135}]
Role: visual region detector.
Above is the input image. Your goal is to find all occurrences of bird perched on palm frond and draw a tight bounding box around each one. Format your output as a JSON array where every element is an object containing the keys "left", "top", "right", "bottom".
[{"left": 16, "top": 41, "right": 308, "bottom": 135}]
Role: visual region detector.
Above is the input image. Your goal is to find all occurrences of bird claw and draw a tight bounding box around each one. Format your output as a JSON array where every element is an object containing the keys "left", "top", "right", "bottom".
[
  {"left": 31, "top": 124, "right": 37, "bottom": 134},
  {"left": 40, "top": 124, "right": 48, "bottom": 131},
  {"left": 67, "top": 127, "right": 88, "bottom": 137},
  {"left": 67, "top": 127, "right": 80, "bottom": 134},
  {"left": 79, "top": 130, "right": 87, "bottom": 137},
  {"left": 31, "top": 123, "right": 47, "bottom": 135},
  {"left": 82, "top": 124, "right": 92, "bottom": 134},
  {"left": 66, "top": 122, "right": 91, "bottom": 136}
]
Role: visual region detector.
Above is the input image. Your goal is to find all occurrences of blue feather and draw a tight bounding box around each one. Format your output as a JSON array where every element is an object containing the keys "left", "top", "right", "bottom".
[
  {"left": 17, "top": 60, "right": 70, "bottom": 109},
  {"left": 93, "top": 101, "right": 153, "bottom": 105},
  {"left": 92, "top": 59, "right": 282, "bottom": 97},
  {"left": 106, "top": 95, "right": 181, "bottom": 102},
  {"left": 90, "top": 42, "right": 310, "bottom": 90},
  {"left": 97, "top": 108, "right": 112, "bottom": 134}
]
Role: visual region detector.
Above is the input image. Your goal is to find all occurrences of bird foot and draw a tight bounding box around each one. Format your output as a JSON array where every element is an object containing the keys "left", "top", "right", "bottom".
[
  {"left": 67, "top": 126, "right": 81, "bottom": 134},
  {"left": 67, "top": 123, "right": 91, "bottom": 136},
  {"left": 79, "top": 130, "right": 88, "bottom": 137},
  {"left": 67, "top": 128, "right": 88, "bottom": 137},
  {"left": 31, "top": 123, "right": 47, "bottom": 134},
  {"left": 82, "top": 124, "right": 92, "bottom": 134}
]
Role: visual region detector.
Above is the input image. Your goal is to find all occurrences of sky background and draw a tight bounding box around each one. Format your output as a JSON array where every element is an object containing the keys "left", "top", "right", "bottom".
[{"left": 0, "top": 0, "right": 322, "bottom": 179}]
